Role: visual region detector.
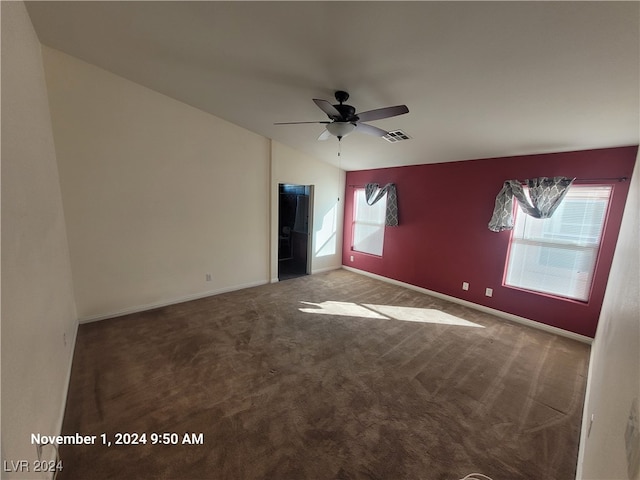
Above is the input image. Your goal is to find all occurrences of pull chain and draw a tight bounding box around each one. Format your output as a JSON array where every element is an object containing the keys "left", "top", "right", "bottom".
[{"left": 337, "top": 144, "right": 342, "bottom": 202}]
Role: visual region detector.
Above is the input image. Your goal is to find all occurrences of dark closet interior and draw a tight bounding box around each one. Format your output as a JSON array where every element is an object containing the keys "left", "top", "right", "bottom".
[{"left": 278, "top": 184, "right": 310, "bottom": 281}]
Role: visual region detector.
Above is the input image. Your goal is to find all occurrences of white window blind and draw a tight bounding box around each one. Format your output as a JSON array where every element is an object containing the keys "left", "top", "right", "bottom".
[
  {"left": 352, "top": 189, "right": 387, "bottom": 256},
  {"left": 504, "top": 185, "right": 612, "bottom": 301}
]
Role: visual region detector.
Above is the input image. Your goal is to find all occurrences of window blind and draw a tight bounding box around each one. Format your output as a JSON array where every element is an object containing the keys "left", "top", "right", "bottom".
[
  {"left": 353, "top": 189, "right": 387, "bottom": 256},
  {"left": 504, "top": 185, "right": 612, "bottom": 301}
]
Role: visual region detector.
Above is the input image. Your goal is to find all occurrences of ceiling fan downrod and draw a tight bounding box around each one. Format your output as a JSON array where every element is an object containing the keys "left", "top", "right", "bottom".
[{"left": 334, "top": 90, "right": 349, "bottom": 104}]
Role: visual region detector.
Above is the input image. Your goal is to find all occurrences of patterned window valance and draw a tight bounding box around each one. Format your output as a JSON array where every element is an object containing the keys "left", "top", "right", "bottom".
[
  {"left": 365, "top": 183, "right": 398, "bottom": 226},
  {"left": 488, "top": 177, "right": 575, "bottom": 232}
]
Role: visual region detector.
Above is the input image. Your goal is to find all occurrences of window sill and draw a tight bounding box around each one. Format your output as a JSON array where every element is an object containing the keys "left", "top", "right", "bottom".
[
  {"left": 502, "top": 283, "right": 591, "bottom": 306},
  {"left": 351, "top": 249, "right": 384, "bottom": 259}
]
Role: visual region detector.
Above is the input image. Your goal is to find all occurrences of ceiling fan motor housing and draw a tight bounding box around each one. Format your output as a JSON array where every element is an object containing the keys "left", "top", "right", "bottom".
[
  {"left": 332, "top": 90, "right": 358, "bottom": 121},
  {"left": 333, "top": 104, "right": 357, "bottom": 122}
]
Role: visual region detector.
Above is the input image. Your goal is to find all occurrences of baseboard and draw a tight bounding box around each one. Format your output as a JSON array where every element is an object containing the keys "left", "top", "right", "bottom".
[
  {"left": 49, "top": 318, "right": 79, "bottom": 478},
  {"left": 311, "top": 265, "right": 342, "bottom": 275},
  {"left": 78, "top": 280, "right": 269, "bottom": 324},
  {"left": 84, "top": 268, "right": 343, "bottom": 322},
  {"left": 342, "top": 266, "right": 592, "bottom": 344},
  {"left": 574, "top": 342, "right": 599, "bottom": 479}
]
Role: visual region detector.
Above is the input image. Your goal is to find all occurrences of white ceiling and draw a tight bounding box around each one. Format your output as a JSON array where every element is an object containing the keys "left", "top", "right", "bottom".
[{"left": 25, "top": 1, "right": 639, "bottom": 171}]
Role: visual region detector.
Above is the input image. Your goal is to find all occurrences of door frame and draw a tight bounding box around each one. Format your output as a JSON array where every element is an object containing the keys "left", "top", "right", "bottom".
[{"left": 276, "top": 183, "right": 314, "bottom": 281}]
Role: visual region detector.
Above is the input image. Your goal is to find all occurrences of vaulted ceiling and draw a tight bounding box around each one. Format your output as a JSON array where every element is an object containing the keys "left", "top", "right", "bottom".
[{"left": 25, "top": 1, "right": 639, "bottom": 171}]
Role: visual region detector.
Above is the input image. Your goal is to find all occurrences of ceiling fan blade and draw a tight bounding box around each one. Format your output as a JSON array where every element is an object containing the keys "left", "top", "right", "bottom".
[
  {"left": 357, "top": 105, "right": 409, "bottom": 122},
  {"left": 317, "top": 129, "right": 332, "bottom": 141},
  {"left": 313, "top": 99, "right": 342, "bottom": 119},
  {"left": 274, "top": 121, "right": 331, "bottom": 125},
  {"left": 355, "top": 123, "right": 388, "bottom": 137}
]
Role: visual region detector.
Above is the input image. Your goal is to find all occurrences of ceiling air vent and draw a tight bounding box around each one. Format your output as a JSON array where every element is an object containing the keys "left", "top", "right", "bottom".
[{"left": 383, "top": 129, "right": 412, "bottom": 143}]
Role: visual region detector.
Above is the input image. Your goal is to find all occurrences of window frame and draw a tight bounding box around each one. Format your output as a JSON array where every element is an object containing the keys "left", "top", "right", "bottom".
[
  {"left": 502, "top": 183, "right": 614, "bottom": 303},
  {"left": 351, "top": 188, "right": 387, "bottom": 257}
]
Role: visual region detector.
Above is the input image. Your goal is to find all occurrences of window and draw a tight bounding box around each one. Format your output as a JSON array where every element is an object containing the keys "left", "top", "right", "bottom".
[
  {"left": 504, "top": 185, "right": 612, "bottom": 301},
  {"left": 352, "top": 188, "right": 387, "bottom": 256}
]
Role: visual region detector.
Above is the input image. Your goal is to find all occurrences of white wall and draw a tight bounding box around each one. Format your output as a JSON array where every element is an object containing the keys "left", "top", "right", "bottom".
[
  {"left": 1, "top": 3, "right": 78, "bottom": 477},
  {"left": 577, "top": 154, "right": 640, "bottom": 479},
  {"left": 42, "top": 47, "right": 273, "bottom": 321},
  {"left": 270, "top": 141, "right": 345, "bottom": 282}
]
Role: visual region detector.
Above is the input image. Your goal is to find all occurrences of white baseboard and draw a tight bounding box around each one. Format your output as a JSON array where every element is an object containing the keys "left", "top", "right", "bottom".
[
  {"left": 311, "top": 265, "right": 342, "bottom": 275},
  {"left": 49, "top": 318, "right": 79, "bottom": 478},
  {"left": 342, "top": 266, "right": 592, "bottom": 344},
  {"left": 574, "top": 343, "right": 598, "bottom": 479},
  {"left": 85, "top": 268, "right": 343, "bottom": 322},
  {"left": 77, "top": 266, "right": 594, "bottom": 343},
  {"left": 78, "top": 280, "right": 269, "bottom": 324}
]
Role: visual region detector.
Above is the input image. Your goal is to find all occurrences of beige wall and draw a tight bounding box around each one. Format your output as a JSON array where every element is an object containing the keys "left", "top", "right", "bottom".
[
  {"left": 42, "top": 47, "right": 275, "bottom": 321},
  {"left": 270, "top": 141, "right": 345, "bottom": 282},
  {"left": 577, "top": 154, "right": 640, "bottom": 479},
  {"left": 1, "top": 3, "right": 78, "bottom": 477},
  {"left": 41, "top": 47, "right": 344, "bottom": 321}
]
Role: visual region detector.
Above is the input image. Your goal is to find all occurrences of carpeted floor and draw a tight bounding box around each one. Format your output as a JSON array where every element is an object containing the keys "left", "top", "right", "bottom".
[{"left": 58, "top": 269, "right": 590, "bottom": 480}]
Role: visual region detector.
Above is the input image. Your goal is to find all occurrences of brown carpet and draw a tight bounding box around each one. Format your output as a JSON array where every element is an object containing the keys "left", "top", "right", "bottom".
[{"left": 58, "top": 269, "right": 589, "bottom": 480}]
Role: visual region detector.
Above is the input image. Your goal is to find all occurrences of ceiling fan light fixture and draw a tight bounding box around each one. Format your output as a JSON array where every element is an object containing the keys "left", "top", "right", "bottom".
[
  {"left": 327, "top": 122, "right": 356, "bottom": 139},
  {"left": 275, "top": 91, "right": 409, "bottom": 144}
]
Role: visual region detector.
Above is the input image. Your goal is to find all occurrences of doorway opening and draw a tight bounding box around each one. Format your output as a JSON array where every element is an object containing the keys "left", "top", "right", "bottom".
[{"left": 278, "top": 184, "right": 311, "bottom": 281}]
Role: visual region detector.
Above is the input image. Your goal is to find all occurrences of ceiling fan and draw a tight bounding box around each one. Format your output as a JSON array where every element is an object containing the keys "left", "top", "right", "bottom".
[{"left": 275, "top": 90, "right": 409, "bottom": 142}]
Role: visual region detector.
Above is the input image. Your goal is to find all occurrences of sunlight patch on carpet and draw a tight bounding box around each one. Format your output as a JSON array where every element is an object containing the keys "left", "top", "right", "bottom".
[{"left": 299, "top": 301, "right": 484, "bottom": 328}]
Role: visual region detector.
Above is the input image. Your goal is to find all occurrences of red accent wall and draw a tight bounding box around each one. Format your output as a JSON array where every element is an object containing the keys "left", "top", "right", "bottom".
[{"left": 342, "top": 146, "right": 637, "bottom": 338}]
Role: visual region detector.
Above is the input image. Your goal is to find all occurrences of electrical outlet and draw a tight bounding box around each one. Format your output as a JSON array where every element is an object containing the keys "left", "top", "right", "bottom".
[
  {"left": 462, "top": 282, "right": 469, "bottom": 291},
  {"left": 485, "top": 288, "right": 493, "bottom": 297},
  {"left": 350, "top": 256, "right": 354, "bottom": 262},
  {"left": 205, "top": 273, "right": 212, "bottom": 282}
]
